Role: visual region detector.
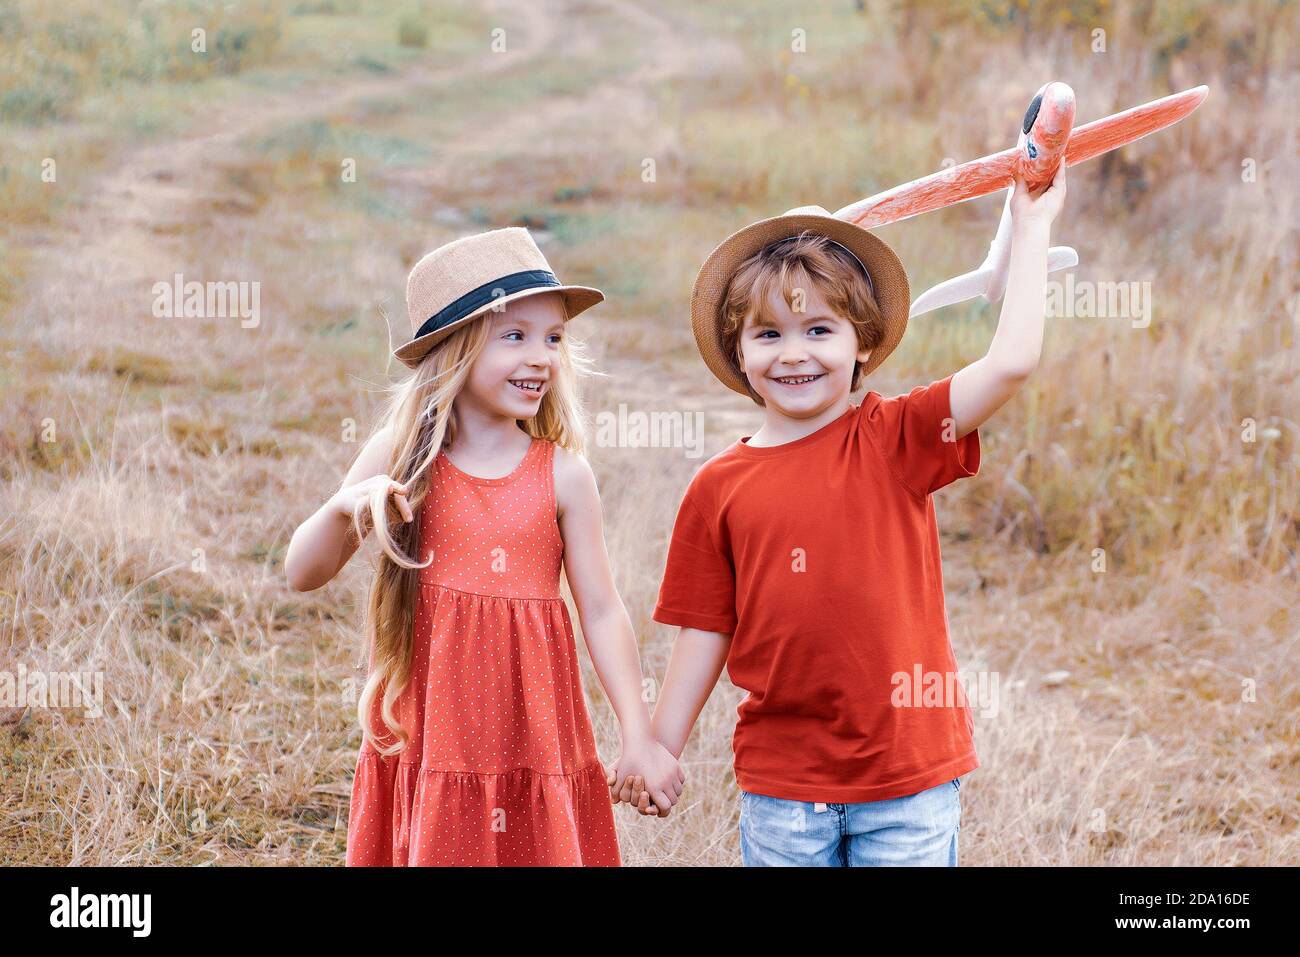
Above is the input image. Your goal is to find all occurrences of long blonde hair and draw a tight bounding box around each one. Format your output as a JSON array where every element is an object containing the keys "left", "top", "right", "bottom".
[{"left": 354, "top": 298, "right": 596, "bottom": 755}]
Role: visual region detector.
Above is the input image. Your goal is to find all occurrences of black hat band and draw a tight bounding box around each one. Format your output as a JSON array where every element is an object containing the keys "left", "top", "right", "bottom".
[{"left": 411, "top": 269, "right": 560, "bottom": 343}]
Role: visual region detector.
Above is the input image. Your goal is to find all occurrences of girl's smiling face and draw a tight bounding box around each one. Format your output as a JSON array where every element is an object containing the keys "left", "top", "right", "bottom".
[
  {"left": 739, "top": 282, "right": 871, "bottom": 418},
  {"left": 461, "top": 292, "right": 566, "bottom": 419}
]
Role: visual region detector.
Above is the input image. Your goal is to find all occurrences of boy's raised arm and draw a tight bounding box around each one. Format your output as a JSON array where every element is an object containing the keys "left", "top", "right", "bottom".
[{"left": 949, "top": 166, "right": 1067, "bottom": 440}]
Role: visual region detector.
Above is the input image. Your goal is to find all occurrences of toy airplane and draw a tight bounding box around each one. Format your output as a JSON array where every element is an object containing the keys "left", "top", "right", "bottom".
[{"left": 831, "top": 83, "right": 1209, "bottom": 318}]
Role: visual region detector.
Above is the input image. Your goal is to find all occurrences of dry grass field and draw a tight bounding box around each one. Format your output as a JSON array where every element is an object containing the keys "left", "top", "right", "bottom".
[{"left": 1, "top": 0, "right": 1295, "bottom": 866}]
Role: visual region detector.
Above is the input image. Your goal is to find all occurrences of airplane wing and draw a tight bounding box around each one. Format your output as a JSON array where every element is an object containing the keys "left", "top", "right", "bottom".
[
  {"left": 908, "top": 95, "right": 1079, "bottom": 318},
  {"left": 883, "top": 83, "right": 1206, "bottom": 318},
  {"left": 833, "top": 85, "right": 1208, "bottom": 230}
]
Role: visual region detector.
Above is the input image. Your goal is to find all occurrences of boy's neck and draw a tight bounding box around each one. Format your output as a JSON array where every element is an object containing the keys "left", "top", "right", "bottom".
[{"left": 746, "top": 394, "right": 854, "bottom": 448}]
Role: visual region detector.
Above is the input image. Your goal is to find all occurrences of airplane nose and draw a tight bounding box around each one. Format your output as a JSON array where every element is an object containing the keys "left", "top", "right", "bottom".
[
  {"left": 1023, "top": 90, "right": 1043, "bottom": 135},
  {"left": 1020, "top": 81, "right": 1075, "bottom": 191}
]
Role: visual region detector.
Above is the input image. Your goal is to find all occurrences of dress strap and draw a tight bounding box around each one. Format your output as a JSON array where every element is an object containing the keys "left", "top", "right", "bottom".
[{"left": 531, "top": 439, "right": 559, "bottom": 526}]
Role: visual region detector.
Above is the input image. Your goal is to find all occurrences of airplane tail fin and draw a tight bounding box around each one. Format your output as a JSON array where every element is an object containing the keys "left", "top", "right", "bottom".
[{"left": 908, "top": 246, "right": 1079, "bottom": 318}]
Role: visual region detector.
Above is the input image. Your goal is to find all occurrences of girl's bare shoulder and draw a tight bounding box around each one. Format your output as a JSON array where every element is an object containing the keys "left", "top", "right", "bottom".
[
  {"left": 342, "top": 424, "right": 397, "bottom": 486},
  {"left": 551, "top": 444, "right": 599, "bottom": 515}
]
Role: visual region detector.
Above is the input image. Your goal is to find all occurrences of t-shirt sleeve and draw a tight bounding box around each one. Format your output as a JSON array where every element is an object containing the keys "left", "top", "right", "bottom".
[
  {"left": 860, "top": 371, "right": 981, "bottom": 497},
  {"left": 651, "top": 475, "right": 738, "bottom": 635}
]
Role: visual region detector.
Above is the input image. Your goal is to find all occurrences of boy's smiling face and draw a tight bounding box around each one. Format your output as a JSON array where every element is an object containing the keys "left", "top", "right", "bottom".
[{"left": 738, "top": 281, "right": 871, "bottom": 419}]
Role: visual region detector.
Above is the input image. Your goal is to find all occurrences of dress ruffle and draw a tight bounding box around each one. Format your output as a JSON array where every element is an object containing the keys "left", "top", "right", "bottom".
[{"left": 348, "top": 747, "right": 618, "bottom": 866}]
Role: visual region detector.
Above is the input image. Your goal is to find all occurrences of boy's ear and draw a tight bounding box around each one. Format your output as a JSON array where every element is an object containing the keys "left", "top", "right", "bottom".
[{"left": 732, "top": 340, "right": 765, "bottom": 405}]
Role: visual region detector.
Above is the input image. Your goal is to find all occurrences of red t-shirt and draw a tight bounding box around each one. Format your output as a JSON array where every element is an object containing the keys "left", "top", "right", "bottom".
[{"left": 652, "top": 372, "right": 982, "bottom": 803}]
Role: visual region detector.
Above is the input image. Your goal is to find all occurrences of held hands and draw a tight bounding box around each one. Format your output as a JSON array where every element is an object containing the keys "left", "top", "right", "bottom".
[
  {"left": 606, "top": 735, "right": 684, "bottom": 818},
  {"left": 1010, "top": 162, "right": 1067, "bottom": 230}
]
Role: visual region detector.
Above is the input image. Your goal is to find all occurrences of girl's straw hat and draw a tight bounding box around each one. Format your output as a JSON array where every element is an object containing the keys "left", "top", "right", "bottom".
[
  {"left": 394, "top": 227, "right": 604, "bottom": 368},
  {"left": 690, "top": 206, "right": 910, "bottom": 397}
]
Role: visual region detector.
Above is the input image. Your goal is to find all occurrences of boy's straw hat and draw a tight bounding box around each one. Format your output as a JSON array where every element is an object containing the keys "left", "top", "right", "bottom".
[
  {"left": 690, "top": 206, "right": 910, "bottom": 398},
  {"left": 394, "top": 227, "right": 604, "bottom": 368}
]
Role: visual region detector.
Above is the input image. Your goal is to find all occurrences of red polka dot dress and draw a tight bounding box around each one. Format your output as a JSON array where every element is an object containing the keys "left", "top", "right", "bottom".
[{"left": 345, "top": 437, "right": 621, "bottom": 866}]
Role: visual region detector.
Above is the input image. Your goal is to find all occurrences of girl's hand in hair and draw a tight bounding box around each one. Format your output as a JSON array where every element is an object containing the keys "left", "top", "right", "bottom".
[{"left": 331, "top": 475, "right": 414, "bottom": 529}]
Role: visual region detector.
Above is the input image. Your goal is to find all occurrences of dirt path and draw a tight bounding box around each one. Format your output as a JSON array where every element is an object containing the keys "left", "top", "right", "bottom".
[
  {"left": 34, "top": 0, "right": 737, "bottom": 292},
  {"left": 381, "top": 0, "right": 736, "bottom": 187},
  {"left": 27, "top": 0, "right": 559, "bottom": 307},
  {"left": 25, "top": 0, "right": 741, "bottom": 415}
]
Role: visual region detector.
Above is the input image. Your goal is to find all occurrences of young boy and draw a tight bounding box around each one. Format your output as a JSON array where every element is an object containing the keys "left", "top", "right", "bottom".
[{"left": 623, "top": 170, "right": 1065, "bottom": 865}]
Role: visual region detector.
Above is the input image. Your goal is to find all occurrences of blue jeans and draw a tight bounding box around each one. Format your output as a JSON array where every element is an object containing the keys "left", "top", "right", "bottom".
[{"left": 739, "top": 777, "right": 963, "bottom": 866}]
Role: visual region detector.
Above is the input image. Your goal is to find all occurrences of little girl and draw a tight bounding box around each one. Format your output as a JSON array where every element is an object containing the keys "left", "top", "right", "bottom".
[{"left": 285, "top": 227, "right": 683, "bottom": 866}]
